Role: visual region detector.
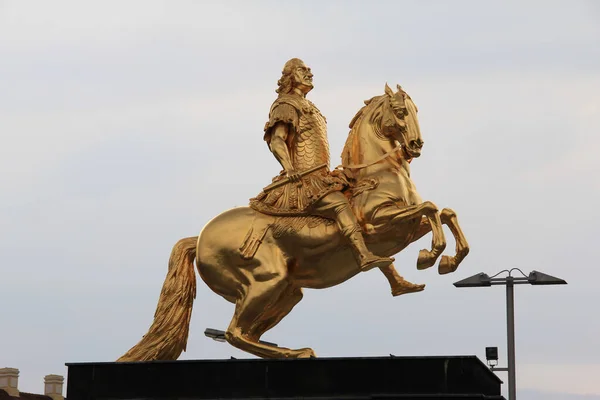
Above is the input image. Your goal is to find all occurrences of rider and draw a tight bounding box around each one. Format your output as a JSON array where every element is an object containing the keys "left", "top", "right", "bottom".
[{"left": 250, "top": 58, "right": 393, "bottom": 272}]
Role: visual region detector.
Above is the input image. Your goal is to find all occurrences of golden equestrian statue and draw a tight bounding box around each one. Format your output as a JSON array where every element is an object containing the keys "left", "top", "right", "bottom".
[{"left": 117, "top": 58, "right": 469, "bottom": 361}]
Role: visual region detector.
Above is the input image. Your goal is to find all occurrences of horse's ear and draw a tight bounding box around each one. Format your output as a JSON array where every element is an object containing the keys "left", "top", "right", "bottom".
[
  {"left": 397, "top": 84, "right": 408, "bottom": 101},
  {"left": 384, "top": 83, "right": 394, "bottom": 98},
  {"left": 398, "top": 84, "right": 412, "bottom": 101}
]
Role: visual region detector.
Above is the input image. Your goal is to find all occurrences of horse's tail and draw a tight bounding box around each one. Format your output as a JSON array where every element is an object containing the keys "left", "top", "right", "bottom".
[{"left": 117, "top": 236, "right": 198, "bottom": 362}]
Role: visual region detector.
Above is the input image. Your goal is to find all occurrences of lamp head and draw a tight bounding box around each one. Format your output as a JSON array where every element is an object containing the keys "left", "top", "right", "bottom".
[
  {"left": 528, "top": 271, "right": 567, "bottom": 286},
  {"left": 454, "top": 273, "right": 492, "bottom": 288}
]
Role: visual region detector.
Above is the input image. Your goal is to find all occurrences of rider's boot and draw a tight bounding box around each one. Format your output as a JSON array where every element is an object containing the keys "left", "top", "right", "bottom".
[
  {"left": 347, "top": 228, "right": 394, "bottom": 272},
  {"left": 322, "top": 192, "right": 393, "bottom": 272}
]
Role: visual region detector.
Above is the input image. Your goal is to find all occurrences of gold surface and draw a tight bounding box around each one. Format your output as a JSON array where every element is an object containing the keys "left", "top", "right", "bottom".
[{"left": 117, "top": 58, "right": 469, "bottom": 361}]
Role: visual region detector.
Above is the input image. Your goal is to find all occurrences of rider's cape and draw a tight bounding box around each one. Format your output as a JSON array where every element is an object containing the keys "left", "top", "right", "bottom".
[{"left": 249, "top": 94, "right": 348, "bottom": 216}]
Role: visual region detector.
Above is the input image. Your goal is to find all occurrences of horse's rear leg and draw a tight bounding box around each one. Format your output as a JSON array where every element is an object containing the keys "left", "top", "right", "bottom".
[
  {"left": 438, "top": 208, "right": 470, "bottom": 274},
  {"left": 225, "top": 278, "right": 314, "bottom": 359},
  {"left": 248, "top": 286, "right": 304, "bottom": 341}
]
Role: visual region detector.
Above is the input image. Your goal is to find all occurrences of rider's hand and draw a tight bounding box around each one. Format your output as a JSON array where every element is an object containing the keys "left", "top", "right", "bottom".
[
  {"left": 331, "top": 168, "right": 350, "bottom": 184},
  {"left": 330, "top": 169, "right": 344, "bottom": 179},
  {"left": 286, "top": 169, "right": 302, "bottom": 183}
]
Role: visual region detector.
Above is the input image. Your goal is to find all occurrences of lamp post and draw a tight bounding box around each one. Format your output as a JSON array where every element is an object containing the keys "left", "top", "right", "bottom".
[{"left": 453, "top": 269, "right": 567, "bottom": 400}]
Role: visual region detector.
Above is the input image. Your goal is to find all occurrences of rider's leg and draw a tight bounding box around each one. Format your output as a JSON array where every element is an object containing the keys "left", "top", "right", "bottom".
[
  {"left": 380, "top": 262, "right": 425, "bottom": 297},
  {"left": 312, "top": 191, "right": 393, "bottom": 272}
]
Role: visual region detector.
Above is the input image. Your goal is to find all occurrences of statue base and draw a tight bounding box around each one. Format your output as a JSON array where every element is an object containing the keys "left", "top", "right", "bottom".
[{"left": 66, "top": 355, "right": 504, "bottom": 399}]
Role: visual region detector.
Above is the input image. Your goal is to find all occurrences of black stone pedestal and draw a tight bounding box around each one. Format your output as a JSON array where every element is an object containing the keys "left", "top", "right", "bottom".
[{"left": 66, "top": 356, "right": 505, "bottom": 400}]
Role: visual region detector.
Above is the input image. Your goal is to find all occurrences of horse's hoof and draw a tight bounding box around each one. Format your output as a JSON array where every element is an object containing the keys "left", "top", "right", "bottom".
[
  {"left": 438, "top": 255, "right": 456, "bottom": 275},
  {"left": 417, "top": 249, "right": 436, "bottom": 270},
  {"left": 295, "top": 348, "right": 316, "bottom": 358}
]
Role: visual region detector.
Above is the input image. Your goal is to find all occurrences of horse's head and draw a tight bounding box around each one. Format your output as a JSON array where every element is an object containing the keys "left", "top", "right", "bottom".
[
  {"left": 382, "top": 83, "right": 423, "bottom": 159},
  {"left": 342, "top": 84, "right": 424, "bottom": 171}
]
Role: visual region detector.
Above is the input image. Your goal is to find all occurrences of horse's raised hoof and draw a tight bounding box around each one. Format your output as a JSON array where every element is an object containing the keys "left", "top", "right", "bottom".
[
  {"left": 391, "top": 282, "right": 425, "bottom": 297},
  {"left": 438, "top": 255, "right": 457, "bottom": 275},
  {"left": 417, "top": 249, "right": 436, "bottom": 270},
  {"left": 294, "top": 347, "right": 316, "bottom": 358}
]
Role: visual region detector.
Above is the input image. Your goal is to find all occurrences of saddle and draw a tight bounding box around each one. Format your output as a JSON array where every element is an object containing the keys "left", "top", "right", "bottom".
[
  {"left": 239, "top": 178, "right": 379, "bottom": 260},
  {"left": 238, "top": 213, "right": 336, "bottom": 260}
]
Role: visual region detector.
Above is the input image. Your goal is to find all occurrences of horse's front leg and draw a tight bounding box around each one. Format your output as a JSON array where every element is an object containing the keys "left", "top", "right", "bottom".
[
  {"left": 401, "top": 209, "right": 469, "bottom": 275},
  {"left": 416, "top": 208, "right": 446, "bottom": 270},
  {"left": 438, "top": 208, "right": 470, "bottom": 274},
  {"left": 370, "top": 201, "right": 446, "bottom": 272}
]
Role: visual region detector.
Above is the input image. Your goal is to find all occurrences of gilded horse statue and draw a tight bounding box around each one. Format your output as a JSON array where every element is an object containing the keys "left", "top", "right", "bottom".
[{"left": 117, "top": 84, "right": 469, "bottom": 361}]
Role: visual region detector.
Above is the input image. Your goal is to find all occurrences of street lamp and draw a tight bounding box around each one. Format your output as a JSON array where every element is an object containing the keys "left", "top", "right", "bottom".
[
  {"left": 454, "top": 268, "right": 567, "bottom": 400},
  {"left": 204, "top": 328, "right": 228, "bottom": 343}
]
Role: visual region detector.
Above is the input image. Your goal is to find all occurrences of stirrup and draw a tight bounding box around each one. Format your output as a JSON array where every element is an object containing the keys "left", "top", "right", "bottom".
[{"left": 360, "top": 256, "right": 394, "bottom": 272}]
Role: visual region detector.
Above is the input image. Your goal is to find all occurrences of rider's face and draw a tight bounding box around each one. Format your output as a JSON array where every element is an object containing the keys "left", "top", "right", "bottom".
[{"left": 292, "top": 62, "right": 314, "bottom": 94}]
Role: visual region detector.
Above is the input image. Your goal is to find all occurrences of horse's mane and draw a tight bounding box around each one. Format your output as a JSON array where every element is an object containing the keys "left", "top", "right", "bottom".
[
  {"left": 342, "top": 95, "right": 387, "bottom": 166},
  {"left": 348, "top": 95, "right": 386, "bottom": 129}
]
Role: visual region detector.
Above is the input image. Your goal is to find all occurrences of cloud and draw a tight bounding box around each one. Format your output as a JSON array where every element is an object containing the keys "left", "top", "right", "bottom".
[
  {"left": 520, "top": 389, "right": 600, "bottom": 400},
  {"left": 520, "top": 364, "right": 600, "bottom": 396}
]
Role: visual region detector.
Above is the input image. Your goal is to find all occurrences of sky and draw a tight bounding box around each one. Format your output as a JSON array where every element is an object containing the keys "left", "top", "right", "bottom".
[{"left": 0, "top": 0, "right": 599, "bottom": 399}]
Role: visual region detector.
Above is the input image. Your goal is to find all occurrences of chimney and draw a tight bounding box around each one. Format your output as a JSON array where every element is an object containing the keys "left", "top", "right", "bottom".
[
  {"left": 0, "top": 368, "right": 19, "bottom": 397},
  {"left": 43, "top": 375, "right": 64, "bottom": 400}
]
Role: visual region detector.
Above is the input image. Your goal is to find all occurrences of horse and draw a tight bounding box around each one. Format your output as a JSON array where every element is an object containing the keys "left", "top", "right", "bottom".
[{"left": 117, "top": 84, "right": 469, "bottom": 362}]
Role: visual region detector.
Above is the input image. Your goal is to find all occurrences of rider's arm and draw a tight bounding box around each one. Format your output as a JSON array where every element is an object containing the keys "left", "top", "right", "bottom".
[
  {"left": 269, "top": 123, "right": 295, "bottom": 173},
  {"left": 269, "top": 124, "right": 302, "bottom": 182}
]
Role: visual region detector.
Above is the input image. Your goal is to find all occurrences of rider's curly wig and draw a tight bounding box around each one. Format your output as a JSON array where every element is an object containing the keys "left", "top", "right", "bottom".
[{"left": 276, "top": 58, "right": 304, "bottom": 95}]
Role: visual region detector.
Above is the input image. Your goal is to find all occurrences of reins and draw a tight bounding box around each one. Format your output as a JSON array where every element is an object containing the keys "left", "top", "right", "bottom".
[{"left": 338, "top": 143, "right": 403, "bottom": 170}]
